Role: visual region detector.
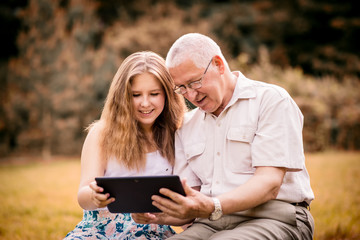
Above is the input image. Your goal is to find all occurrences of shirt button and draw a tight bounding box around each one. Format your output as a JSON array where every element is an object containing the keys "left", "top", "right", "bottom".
[{"left": 217, "top": 152, "right": 220, "bottom": 156}]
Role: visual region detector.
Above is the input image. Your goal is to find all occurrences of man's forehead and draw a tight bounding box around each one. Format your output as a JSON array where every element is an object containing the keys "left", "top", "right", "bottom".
[{"left": 169, "top": 60, "right": 200, "bottom": 85}]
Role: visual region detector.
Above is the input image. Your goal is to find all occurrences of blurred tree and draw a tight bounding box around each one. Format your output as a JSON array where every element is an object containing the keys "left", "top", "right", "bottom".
[
  {"left": 0, "top": 0, "right": 28, "bottom": 156},
  {"left": 4, "top": 0, "right": 105, "bottom": 157},
  {"left": 0, "top": 0, "right": 28, "bottom": 61},
  {"left": 1, "top": 0, "right": 210, "bottom": 157},
  {"left": 282, "top": 0, "right": 360, "bottom": 77},
  {"left": 1, "top": 0, "right": 359, "bottom": 158},
  {"left": 211, "top": 0, "right": 360, "bottom": 77}
]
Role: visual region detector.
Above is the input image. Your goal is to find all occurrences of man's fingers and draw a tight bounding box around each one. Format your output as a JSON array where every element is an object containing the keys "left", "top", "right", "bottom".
[
  {"left": 158, "top": 188, "right": 185, "bottom": 204},
  {"left": 152, "top": 198, "right": 184, "bottom": 219},
  {"left": 152, "top": 193, "right": 181, "bottom": 209},
  {"left": 150, "top": 180, "right": 198, "bottom": 219}
]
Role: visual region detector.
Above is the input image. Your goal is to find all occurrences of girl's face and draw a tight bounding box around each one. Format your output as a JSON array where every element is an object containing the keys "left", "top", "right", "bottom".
[{"left": 131, "top": 72, "right": 165, "bottom": 132}]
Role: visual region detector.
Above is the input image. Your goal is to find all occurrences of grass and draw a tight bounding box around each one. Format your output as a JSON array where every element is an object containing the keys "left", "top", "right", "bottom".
[
  {"left": 0, "top": 158, "right": 82, "bottom": 240},
  {"left": 305, "top": 151, "right": 360, "bottom": 239},
  {"left": 0, "top": 151, "right": 359, "bottom": 239}
]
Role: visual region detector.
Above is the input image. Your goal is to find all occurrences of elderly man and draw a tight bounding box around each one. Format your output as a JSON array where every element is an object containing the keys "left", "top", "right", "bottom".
[{"left": 133, "top": 33, "right": 315, "bottom": 240}]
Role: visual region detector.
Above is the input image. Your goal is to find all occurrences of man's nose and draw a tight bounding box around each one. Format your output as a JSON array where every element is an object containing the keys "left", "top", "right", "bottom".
[{"left": 185, "top": 88, "right": 198, "bottom": 103}]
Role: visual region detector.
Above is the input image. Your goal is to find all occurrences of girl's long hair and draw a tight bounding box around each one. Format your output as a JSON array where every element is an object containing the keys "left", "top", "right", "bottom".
[{"left": 96, "top": 51, "right": 185, "bottom": 170}]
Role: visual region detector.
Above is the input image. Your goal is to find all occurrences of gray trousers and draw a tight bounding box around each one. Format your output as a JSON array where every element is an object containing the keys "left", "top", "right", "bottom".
[{"left": 168, "top": 200, "right": 314, "bottom": 240}]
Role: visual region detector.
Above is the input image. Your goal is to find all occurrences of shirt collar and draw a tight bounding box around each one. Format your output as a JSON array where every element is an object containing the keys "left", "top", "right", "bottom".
[{"left": 226, "top": 71, "right": 256, "bottom": 108}]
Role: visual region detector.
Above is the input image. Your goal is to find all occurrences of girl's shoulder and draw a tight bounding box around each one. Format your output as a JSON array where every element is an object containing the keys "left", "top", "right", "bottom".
[
  {"left": 87, "top": 120, "right": 105, "bottom": 134},
  {"left": 83, "top": 120, "right": 106, "bottom": 146}
]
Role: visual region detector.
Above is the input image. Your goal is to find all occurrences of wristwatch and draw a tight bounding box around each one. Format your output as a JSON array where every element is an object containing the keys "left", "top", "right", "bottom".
[{"left": 209, "top": 197, "right": 223, "bottom": 221}]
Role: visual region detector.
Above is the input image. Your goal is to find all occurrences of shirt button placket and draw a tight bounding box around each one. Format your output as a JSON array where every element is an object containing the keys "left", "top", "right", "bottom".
[{"left": 213, "top": 119, "right": 222, "bottom": 196}]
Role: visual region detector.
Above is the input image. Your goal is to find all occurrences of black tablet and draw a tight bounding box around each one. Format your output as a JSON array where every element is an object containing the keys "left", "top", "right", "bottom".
[{"left": 95, "top": 175, "right": 185, "bottom": 213}]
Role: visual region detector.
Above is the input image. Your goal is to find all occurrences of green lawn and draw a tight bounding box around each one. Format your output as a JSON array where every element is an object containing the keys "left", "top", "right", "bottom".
[{"left": 0, "top": 151, "right": 359, "bottom": 239}]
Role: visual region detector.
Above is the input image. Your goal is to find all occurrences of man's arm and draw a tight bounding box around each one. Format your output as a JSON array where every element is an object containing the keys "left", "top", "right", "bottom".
[{"left": 218, "top": 166, "right": 285, "bottom": 215}]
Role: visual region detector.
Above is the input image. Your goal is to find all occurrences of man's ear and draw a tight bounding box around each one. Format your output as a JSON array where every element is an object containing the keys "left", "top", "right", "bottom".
[{"left": 213, "top": 55, "right": 225, "bottom": 74}]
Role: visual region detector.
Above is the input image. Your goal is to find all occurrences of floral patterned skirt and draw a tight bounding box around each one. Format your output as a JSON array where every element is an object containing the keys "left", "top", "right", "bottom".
[{"left": 64, "top": 209, "right": 175, "bottom": 240}]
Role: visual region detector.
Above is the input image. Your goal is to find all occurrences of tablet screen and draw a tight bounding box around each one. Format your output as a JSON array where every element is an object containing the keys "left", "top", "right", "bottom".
[{"left": 95, "top": 175, "right": 185, "bottom": 213}]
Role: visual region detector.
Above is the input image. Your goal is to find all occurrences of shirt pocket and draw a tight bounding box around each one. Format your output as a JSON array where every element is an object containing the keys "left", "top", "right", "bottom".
[
  {"left": 184, "top": 142, "right": 207, "bottom": 180},
  {"left": 226, "top": 126, "right": 256, "bottom": 173}
]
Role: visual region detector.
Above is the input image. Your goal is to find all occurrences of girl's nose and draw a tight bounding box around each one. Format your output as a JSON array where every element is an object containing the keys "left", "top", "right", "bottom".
[{"left": 140, "top": 96, "right": 150, "bottom": 107}]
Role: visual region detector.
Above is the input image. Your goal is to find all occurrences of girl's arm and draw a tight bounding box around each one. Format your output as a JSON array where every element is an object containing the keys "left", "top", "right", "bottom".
[{"left": 77, "top": 122, "right": 114, "bottom": 210}]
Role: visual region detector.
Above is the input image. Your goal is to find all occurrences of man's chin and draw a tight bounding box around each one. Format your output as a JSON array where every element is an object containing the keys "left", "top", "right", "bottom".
[
  {"left": 199, "top": 105, "right": 213, "bottom": 113},
  {"left": 196, "top": 102, "right": 216, "bottom": 113}
]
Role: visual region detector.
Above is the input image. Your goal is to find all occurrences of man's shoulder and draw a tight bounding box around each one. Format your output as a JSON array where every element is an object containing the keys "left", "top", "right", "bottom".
[{"left": 245, "top": 78, "right": 291, "bottom": 99}]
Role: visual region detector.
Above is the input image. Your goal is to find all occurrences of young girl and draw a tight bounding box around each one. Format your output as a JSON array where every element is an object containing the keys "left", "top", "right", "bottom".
[{"left": 64, "top": 51, "right": 185, "bottom": 239}]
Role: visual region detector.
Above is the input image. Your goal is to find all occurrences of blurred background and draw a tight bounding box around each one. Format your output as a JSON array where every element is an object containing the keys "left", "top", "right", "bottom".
[
  {"left": 0, "top": 0, "right": 359, "bottom": 159},
  {"left": 0, "top": 0, "right": 359, "bottom": 239}
]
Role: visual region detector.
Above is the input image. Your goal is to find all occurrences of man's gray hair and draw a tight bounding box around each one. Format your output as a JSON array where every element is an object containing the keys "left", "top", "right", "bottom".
[{"left": 166, "top": 33, "right": 229, "bottom": 70}]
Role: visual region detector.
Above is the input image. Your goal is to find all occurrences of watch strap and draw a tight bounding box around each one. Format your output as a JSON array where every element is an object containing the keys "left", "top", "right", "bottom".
[{"left": 209, "top": 197, "right": 223, "bottom": 221}]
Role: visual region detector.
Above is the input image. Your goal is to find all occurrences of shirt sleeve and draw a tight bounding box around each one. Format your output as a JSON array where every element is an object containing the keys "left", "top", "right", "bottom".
[
  {"left": 251, "top": 87, "right": 305, "bottom": 171},
  {"left": 173, "top": 130, "right": 202, "bottom": 187}
]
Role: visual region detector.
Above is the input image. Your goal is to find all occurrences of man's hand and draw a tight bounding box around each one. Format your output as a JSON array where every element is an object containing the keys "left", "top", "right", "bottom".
[{"left": 151, "top": 179, "right": 213, "bottom": 219}]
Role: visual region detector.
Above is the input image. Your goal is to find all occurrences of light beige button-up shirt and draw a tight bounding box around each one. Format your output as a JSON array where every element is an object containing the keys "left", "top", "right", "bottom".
[{"left": 174, "top": 71, "right": 314, "bottom": 204}]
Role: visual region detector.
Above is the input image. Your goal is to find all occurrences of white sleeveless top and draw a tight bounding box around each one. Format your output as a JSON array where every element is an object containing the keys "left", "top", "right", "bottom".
[{"left": 104, "top": 151, "right": 173, "bottom": 177}]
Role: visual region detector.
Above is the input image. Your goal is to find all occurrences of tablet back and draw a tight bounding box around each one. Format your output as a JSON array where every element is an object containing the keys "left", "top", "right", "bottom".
[{"left": 95, "top": 175, "right": 185, "bottom": 213}]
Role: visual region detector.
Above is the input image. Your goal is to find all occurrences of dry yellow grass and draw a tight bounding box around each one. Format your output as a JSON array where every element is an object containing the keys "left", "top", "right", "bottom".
[
  {"left": 0, "top": 159, "right": 82, "bottom": 240},
  {"left": 0, "top": 151, "right": 359, "bottom": 239},
  {"left": 306, "top": 151, "right": 360, "bottom": 240}
]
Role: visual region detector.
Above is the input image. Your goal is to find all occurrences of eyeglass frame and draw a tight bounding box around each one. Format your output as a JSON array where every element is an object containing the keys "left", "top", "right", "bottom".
[{"left": 173, "top": 58, "right": 212, "bottom": 95}]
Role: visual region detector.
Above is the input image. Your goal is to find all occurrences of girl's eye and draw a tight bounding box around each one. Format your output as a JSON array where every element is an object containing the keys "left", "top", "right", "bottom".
[
  {"left": 151, "top": 93, "right": 159, "bottom": 96},
  {"left": 132, "top": 94, "right": 140, "bottom": 97}
]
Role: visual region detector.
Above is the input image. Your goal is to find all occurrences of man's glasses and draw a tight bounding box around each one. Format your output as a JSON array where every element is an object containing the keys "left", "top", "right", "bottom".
[{"left": 174, "top": 58, "right": 212, "bottom": 95}]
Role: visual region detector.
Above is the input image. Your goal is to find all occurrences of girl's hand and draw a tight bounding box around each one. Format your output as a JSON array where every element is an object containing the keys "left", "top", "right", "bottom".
[
  {"left": 131, "top": 212, "right": 193, "bottom": 226},
  {"left": 131, "top": 213, "right": 158, "bottom": 224},
  {"left": 89, "top": 181, "right": 115, "bottom": 208}
]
